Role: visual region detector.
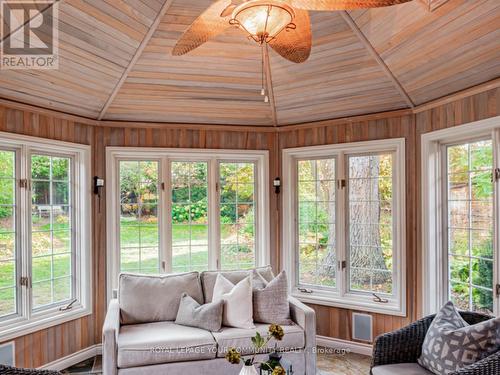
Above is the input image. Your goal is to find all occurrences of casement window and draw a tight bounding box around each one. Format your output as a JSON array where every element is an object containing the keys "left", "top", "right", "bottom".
[
  {"left": 282, "top": 139, "right": 406, "bottom": 316},
  {"left": 0, "top": 132, "right": 91, "bottom": 342},
  {"left": 422, "top": 116, "right": 500, "bottom": 316},
  {"left": 106, "top": 148, "right": 269, "bottom": 295}
]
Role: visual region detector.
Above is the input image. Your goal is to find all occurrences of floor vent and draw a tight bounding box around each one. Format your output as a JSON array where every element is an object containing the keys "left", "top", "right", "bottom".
[
  {"left": 0, "top": 341, "right": 15, "bottom": 366},
  {"left": 352, "top": 313, "right": 373, "bottom": 343}
]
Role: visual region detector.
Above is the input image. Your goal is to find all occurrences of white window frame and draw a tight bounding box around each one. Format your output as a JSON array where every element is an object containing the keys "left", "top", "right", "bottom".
[
  {"left": 282, "top": 138, "right": 406, "bottom": 316},
  {"left": 422, "top": 115, "right": 500, "bottom": 316},
  {"left": 0, "top": 131, "right": 92, "bottom": 342},
  {"left": 106, "top": 147, "right": 270, "bottom": 299}
]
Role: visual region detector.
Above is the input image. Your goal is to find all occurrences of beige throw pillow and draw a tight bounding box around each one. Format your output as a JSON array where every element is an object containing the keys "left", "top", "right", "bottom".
[
  {"left": 253, "top": 270, "right": 292, "bottom": 325},
  {"left": 213, "top": 274, "right": 255, "bottom": 329}
]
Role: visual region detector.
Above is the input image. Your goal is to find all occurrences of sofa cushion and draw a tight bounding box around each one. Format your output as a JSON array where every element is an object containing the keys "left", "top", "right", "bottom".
[
  {"left": 119, "top": 272, "right": 203, "bottom": 324},
  {"left": 372, "top": 363, "right": 433, "bottom": 375},
  {"left": 117, "top": 321, "right": 217, "bottom": 368},
  {"left": 212, "top": 323, "right": 305, "bottom": 357},
  {"left": 201, "top": 266, "right": 274, "bottom": 303}
]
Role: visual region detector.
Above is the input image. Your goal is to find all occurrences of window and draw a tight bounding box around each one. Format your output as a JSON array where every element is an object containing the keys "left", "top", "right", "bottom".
[
  {"left": 283, "top": 139, "right": 406, "bottom": 315},
  {"left": 119, "top": 160, "right": 160, "bottom": 274},
  {"left": 171, "top": 161, "right": 208, "bottom": 272},
  {"left": 0, "top": 132, "right": 91, "bottom": 342},
  {"left": 220, "top": 162, "right": 256, "bottom": 270},
  {"left": 422, "top": 116, "right": 500, "bottom": 316},
  {"left": 107, "top": 149, "right": 269, "bottom": 295}
]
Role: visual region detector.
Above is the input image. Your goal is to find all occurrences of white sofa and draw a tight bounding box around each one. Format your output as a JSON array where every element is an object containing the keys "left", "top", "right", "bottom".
[{"left": 102, "top": 267, "right": 316, "bottom": 375}]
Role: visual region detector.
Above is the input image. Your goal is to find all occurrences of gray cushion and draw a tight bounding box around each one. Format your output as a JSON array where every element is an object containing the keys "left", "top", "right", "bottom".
[
  {"left": 372, "top": 363, "right": 433, "bottom": 375},
  {"left": 117, "top": 321, "right": 217, "bottom": 368},
  {"left": 175, "top": 292, "right": 223, "bottom": 332},
  {"left": 253, "top": 270, "right": 292, "bottom": 325},
  {"left": 418, "top": 301, "right": 500, "bottom": 374},
  {"left": 201, "top": 265, "right": 274, "bottom": 303},
  {"left": 212, "top": 323, "right": 305, "bottom": 357},
  {"left": 119, "top": 272, "right": 203, "bottom": 324}
]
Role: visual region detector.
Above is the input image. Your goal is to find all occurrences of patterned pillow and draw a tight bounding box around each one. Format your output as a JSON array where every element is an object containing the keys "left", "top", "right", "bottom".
[
  {"left": 418, "top": 301, "right": 500, "bottom": 374},
  {"left": 253, "top": 270, "right": 293, "bottom": 325}
]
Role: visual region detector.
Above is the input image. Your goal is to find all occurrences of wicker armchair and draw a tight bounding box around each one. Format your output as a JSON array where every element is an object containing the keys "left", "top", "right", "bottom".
[
  {"left": 371, "top": 311, "right": 500, "bottom": 375},
  {"left": 0, "top": 365, "right": 61, "bottom": 375}
]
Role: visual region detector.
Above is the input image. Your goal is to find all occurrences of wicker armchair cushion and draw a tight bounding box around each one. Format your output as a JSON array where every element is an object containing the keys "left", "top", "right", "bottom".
[
  {"left": 417, "top": 302, "right": 500, "bottom": 375},
  {"left": 372, "top": 363, "right": 433, "bottom": 375}
]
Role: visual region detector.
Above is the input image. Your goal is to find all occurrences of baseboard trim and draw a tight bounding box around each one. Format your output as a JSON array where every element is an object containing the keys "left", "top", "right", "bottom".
[
  {"left": 39, "top": 344, "right": 102, "bottom": 371},
  {"left": 316, "top": 335, "right": 373, "bottom": 356}
]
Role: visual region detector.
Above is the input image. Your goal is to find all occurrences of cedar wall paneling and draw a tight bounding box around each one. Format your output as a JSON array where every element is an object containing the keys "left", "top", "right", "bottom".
[
  {"left": 0, "top": 106, "right": 96, "bottom": 368},
  {"left": 414, "top": 87, "right": 500, "bottom": 318},
  {"left": 0, "top": 86, "right": 498, "bottom": 367},
  {"left": 278, "top": 113, "right": 417, "bottom": 342}
]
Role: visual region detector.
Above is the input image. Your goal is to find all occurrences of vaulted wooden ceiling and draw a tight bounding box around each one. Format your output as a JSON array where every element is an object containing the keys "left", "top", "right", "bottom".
[{"left": 0, "top": 0, "right": 498, "bottom": 126}]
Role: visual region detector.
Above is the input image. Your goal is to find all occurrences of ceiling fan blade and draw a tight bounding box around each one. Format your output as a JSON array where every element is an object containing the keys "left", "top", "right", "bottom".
[
  {"left": 172, "top": 0, "right": 233, "bottom": 56},
  {"left": 289, "top": 0, "right": 412, "bottom": 10},
  {"left": 268, "top": 8, "right": 311, "bottom": 63},
  {"left": 220, "top": 0, "right": 247, "bottom": 17},
  {"left": 220, "top": 4, "right": 236, "bottom": 17}
]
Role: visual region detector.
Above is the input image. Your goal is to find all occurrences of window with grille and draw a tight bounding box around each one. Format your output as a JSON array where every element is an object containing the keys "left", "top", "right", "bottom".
[
  {"left": 282, "top": 139, "right": 405, "bottom": 315},
  {"left": 0, "top": 133, "right": 91, "bottom": 342}
]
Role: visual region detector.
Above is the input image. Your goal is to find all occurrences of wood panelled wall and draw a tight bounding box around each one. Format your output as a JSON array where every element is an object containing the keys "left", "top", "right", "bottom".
[
  {"left": 277, "top": 113, "right": 417, "bottom": 341},
  {"left": 0, "top": 86, "right": 499, "bottom": 367}
]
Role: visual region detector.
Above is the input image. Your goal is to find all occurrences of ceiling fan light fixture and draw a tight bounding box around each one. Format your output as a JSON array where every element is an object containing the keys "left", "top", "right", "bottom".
[{"left": 230, "top": 0, "right": 295, "bottom": 44}]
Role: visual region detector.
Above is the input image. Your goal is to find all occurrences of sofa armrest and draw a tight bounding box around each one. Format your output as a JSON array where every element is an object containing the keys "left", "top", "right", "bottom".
[
  {"left": 289, "top": 296, "right": 316, "bottom": 375},
  {"left": 102, "top": 299, "right": 120, "bottom": 375},
  {"left": 371, "top": 315, "right": 435, "bottom": 369}
]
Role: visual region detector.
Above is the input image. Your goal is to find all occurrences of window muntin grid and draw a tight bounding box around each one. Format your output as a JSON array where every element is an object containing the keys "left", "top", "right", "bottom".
[
  {"left": 220, "top": 162, "right": 256, "bottom": 270},
  {"left": 446, "top": 140, "right": 494, "bottom": 314},
  {"left": 296, "top": 158, "right": 336, "bottom": 288},
  {"left": 31, "top": 154, "right": 73, "bottom": 309},
  {"left": 0, "top": 150, "right": 17, "bottom": 318},
  {"left": 347, "top": 153, "right": 394, "bottom": 295},
  {"left": 171, "top": 161, "right": 209, "bottom": 273},
  {"left": 119, "top": 160, "right": 160, "bottom": 274}
]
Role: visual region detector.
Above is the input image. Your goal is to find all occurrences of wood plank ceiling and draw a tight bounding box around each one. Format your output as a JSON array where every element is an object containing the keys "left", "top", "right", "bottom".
[{"left": 0, "top": 0, "right": 498, "bottom": 126}]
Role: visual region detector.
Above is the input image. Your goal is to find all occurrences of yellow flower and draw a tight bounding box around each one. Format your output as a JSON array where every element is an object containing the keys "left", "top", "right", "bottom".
[
  {"left": 272, "top": 366, "right": 286, "bottom": 375},
  {"left": 268, "top": 324, "right": 284, "bottom": 341},
  {"left": 225, "top": 348, "right": 241, "bottom": 364}
]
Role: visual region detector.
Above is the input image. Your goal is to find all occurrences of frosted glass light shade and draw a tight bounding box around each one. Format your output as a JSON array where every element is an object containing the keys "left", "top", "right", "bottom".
[{"left": 232, "top": 1, "right": 294, "bottom": 42}]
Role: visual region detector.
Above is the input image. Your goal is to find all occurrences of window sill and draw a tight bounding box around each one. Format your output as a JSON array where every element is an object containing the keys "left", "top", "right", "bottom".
[
  {"left": 291, "top": 290, "right": 406, "bottom": 317},
  {"left": 0, "top": 304, "right": 91, "bottom": 342}
]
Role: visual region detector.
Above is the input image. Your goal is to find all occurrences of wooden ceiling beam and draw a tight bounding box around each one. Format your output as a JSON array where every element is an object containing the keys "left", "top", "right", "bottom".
[
  {"left": 264, "top": 44, "right": 278, "bottom": 127},
  {"left": 340, "top": 11, "right": 415, "bottom": 108},
  {"left": 97, "top": 0, "right": 175, "bottom": 121}
]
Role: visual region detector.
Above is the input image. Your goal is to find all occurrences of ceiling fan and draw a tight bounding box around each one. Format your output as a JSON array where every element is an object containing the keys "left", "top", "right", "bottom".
[{"left": 172, "top": 0, "right": 411, "bottom": 63}]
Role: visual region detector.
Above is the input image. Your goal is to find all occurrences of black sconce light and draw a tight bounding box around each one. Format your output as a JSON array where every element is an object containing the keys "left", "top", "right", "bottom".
[{"left": 273, "top": 177, "right": 281, "bottom": 194}]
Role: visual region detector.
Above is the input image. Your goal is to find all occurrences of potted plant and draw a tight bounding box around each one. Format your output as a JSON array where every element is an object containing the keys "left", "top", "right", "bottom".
[{"left": 225, "top": 324, "right": 286, "bottom": 375}]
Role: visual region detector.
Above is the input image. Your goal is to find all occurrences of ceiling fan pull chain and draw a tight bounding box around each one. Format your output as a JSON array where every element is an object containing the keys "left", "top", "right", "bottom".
[{"left": 261, "top": 43, "right": 267, "bottom": 101}]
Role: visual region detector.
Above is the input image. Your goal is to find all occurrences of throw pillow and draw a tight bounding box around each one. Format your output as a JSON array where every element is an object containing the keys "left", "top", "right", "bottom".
[
  {"left": 418, "top": 301, "right": 500, "bottom": 374},
  {"left": 175, "top": 292, "right": 223, "bottom": 332},
  {"left": 253, "top": 270, "right": 292, "bottom": 325},
  {"left": 212, "top": 274, "right": 255, "bottom": 329}
]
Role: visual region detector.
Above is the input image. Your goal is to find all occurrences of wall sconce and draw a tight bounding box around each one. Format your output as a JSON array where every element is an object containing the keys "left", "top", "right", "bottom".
[{"left": 273, "top": 177, "right": 281, "bottom": 194}]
